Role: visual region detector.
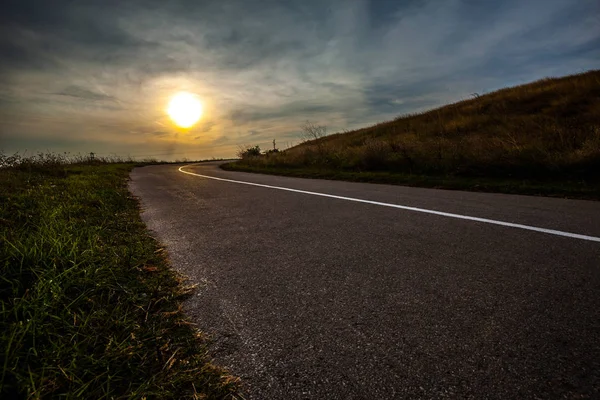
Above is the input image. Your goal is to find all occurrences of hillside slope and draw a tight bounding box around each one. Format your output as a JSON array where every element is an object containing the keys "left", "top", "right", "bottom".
[{"left": 226, "top": 70, "right": 600, "bottom": 198}]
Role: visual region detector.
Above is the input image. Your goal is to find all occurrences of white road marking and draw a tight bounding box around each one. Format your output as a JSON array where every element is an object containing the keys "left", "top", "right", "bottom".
[{"left": 179, "top": 166, "right": 600, "bottom": 243}]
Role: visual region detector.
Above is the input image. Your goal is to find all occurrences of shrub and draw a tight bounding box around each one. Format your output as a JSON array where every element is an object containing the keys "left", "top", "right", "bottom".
[{"left": 237, "top": 145, "right": 262, "bottom": 159}]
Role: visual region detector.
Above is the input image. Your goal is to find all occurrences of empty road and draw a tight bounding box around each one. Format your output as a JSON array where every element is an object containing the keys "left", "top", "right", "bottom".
[{"left": 129, "top": 162, "right": 600, "bottom": 399}]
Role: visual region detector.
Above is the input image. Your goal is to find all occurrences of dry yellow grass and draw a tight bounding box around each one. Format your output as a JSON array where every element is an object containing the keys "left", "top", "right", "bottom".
[{"left": 239, "top": 70, "right": 600, "bottom": 184}]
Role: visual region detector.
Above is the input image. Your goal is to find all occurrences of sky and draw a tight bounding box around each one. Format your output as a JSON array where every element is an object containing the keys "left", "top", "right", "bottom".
[{"left": 0, "top": 0, "right": 598, "bottom": 161}]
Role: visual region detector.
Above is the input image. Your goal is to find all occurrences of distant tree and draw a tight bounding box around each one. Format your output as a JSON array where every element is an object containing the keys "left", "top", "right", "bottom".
[{"left": 299, "top": 121, "right": 327, "bottom": 143}]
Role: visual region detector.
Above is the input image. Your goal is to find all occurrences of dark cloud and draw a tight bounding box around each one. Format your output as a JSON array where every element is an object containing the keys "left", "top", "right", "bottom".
[
  {"left": 0, "top": 0, "right": 161, "bottom": 80},
  {"left": 229, "top": 102, "right": 338, "bottom": 125},
  {"left": 0, "top": 39, "right": 60, "bottom": 71}
]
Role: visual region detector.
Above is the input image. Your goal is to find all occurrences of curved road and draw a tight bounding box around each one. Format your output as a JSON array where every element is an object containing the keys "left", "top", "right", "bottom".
[{"left": 129, "top": 162, "right": 600, "bottom": 399}]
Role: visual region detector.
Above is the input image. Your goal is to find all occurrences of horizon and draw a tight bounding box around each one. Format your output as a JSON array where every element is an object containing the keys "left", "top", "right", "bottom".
[{"left": 1, "top": 0, "right": 598, "bottom": 161}]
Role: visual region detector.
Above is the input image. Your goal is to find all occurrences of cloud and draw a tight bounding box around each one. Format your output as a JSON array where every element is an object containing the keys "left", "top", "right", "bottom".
[
  {"left": 0, "top": 0, "right": 598, "bottom": 159},
  {"left": 196, "top": 120, "right": 215, "bottom": 133},
  {"left": 53, "top": 85, "right": 114, "bottom": 101}
]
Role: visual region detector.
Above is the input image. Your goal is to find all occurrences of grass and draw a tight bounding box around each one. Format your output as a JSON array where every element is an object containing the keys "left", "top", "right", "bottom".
[
  {"left": 229, "top": 69, "right": 600, "bottom": 199},
  {"left": 221, "top": 163, "right": 599, "bottom": 199},
  {"left": 0, "top": 153, "right": 240, "bottom": 399}
]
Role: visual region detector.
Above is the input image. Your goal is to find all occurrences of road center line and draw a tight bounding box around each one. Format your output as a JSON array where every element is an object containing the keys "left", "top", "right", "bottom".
[{"left": 179, "top": 166, "right": 600, "bottom": 243}]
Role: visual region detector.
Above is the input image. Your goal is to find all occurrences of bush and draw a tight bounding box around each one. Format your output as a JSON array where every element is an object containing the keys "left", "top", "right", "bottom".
[{"left": 237, "top": 145, "right": 261, "bottom": 159}]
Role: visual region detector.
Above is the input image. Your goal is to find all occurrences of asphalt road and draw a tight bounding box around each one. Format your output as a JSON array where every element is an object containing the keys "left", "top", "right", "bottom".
[{"left": 129, "top": 162, "right": 600, "bottom": 399}]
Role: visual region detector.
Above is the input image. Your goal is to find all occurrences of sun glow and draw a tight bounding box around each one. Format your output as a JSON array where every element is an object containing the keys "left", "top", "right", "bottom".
[{"left": 167, "top": 92, "right": 203, "bottom": 128}]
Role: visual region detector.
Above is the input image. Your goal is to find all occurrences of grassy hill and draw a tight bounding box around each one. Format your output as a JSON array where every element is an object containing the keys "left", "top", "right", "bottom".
[{"left": 225, "top": 70, "right": 600, "bottom": 198}]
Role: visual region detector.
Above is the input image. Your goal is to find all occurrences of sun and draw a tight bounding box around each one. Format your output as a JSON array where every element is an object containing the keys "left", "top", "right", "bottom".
[{"left": 167, "top": 92, "right": 203, "bottom": 128}]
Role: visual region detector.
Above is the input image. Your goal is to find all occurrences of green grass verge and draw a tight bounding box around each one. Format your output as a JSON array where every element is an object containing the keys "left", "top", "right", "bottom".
[
  {"left": 221, "top": 162, "right": 600, "bottom": 200},
  {"left": 0, "top": 162, "right": 240, "bottom": 399}
]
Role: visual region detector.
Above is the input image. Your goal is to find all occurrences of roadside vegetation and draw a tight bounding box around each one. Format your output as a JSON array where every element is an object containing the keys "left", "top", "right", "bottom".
[
  {"left": 0, "top": 152, "right": 239, "bottom": 399},
  {"left": 225, "top": 70, "right": 600, "bottom": 199}
]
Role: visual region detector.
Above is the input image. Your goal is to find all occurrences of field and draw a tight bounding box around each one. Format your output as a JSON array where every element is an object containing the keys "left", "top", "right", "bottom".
[
  {"left": 227, "top": 70, "right": 600, "bottom": 199},
  {"left": 0, "top": 154, "right": 239, "bottom": 399}
]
